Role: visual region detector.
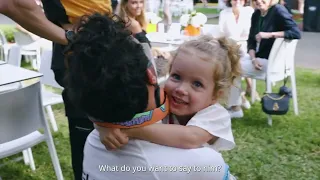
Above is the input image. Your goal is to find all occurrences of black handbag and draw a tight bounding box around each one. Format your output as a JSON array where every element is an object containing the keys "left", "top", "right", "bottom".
[{"left": 261, "top": 77, "right": 292, "bottom": 115}]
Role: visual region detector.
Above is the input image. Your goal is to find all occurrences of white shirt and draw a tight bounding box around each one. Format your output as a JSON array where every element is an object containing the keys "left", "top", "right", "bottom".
[
  {"left": 163, "top": 103, "right": 235, "bottom": 152},
  {"left": 218, "top": 7, "right": 254, "bottom": 41},
  {"left": 83, "top": 127, "right": 231, "bottom": 180},
  {"left": 218, "top": 0, "right": 227, "bottom": 10}
]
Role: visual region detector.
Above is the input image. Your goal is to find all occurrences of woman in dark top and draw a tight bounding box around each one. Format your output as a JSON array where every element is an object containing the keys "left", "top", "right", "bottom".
[{"left": 228, "top": 0, "right": 301, "bottom": 118}]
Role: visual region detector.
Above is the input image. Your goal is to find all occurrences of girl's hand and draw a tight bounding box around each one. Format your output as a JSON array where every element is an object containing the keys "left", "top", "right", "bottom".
[{"left": 94, "top": 124, "right": 129, "bottom": 150}]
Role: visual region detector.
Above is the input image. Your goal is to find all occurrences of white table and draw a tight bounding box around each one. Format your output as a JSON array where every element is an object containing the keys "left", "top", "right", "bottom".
[
  {"left": 0, "top": 60, "right": 6, "bottom": 65},
  {"left": 0, "top": 64, "right": 42, "bottom": 86},
  {"left": 147, "top": 32, "right": 184, "bottom": 47}
]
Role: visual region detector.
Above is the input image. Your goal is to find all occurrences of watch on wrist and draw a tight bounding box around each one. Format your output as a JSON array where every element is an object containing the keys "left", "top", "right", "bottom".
[{"left": 65, "top": 30, "right": 75, "bottom": 44}]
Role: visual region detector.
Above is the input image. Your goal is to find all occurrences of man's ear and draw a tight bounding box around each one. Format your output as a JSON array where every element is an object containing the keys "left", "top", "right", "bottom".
[{"left": 146, "top": 68, "right": 157, "bottom": 85}]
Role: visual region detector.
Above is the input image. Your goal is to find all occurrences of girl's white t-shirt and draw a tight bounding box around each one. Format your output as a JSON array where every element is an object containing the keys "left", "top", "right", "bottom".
[{"left": 162, "top": 103, "right": 235, "bottom": 152}]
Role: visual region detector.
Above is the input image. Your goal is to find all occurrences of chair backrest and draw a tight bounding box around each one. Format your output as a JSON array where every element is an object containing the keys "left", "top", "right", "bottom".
[
  {"left": 0, "top": 81, "right": 48, "bottom": 144},
  {"left": 202, "top": 24, "right": 221, "bottom": 38},
  {"left": 167, "top": 23, "right": 182, "bottom": 36},
  {"left": 13, "top": 30, "right": 35, "bottom": 46},
  {"left": 39, "top": 50, "right": 64, "bottom": 89},
  {"left": 267, "top": 38, "right": 298, "bottom": 79},
  {"left": 7, "top": 45, "right": 21, "bottom": 66},
  {"left": 0, "top": 29, "right": 8, "bottom": 45}
]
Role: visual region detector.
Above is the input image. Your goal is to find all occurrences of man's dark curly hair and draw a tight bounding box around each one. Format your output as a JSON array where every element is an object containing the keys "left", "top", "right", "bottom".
[{"left": 65, "top": 13, "right": 150, "bottom": 123}]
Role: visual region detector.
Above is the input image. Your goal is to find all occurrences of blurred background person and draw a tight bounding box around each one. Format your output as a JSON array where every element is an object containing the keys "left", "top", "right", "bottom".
[{"left": 219, "top": 0, "right": 255, "bottom": 110}]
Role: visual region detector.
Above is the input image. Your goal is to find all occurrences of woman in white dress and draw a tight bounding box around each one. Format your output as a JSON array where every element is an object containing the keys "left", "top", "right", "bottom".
[{"left": 219, "top": 0, "right": 258, "bottom": 118}]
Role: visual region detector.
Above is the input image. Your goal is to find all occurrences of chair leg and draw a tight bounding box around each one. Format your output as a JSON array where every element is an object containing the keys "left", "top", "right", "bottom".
[
  {"left": 266, "top": 79, "right": 273, "bottom": 126},
  {"left": 36, "top": 49, "right": 41, "bottom": 70},
  {"left": 31, "top": 56, "right": 38, "bottom": 70},
  {"left": 24, "top": 55, "right": 31, "bottom": 63},
  {"left": 46, "top": 106, "right": 59, "bottom": 132},
  {"left": 251, "top": 79, "right": 256, "bottom": 104},
  {"left": 290, "top": 74, "right": 299, "bottom": 115},
  {"left": 27, "top": 148, "right": 36, "bottom": 171},
  {"left": 267, "top": 115, "right": 272, "bottom": 126},
  {"left": 46, "top": 139, "right": 64, "bottom": 180},
  {"left": 22, "top": 150, "right": 30, "bottom": 165}
]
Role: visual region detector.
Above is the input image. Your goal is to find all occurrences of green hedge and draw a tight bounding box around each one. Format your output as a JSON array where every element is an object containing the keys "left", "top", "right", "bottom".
[{"left": 0, "top": 25, "right": 16, "bottom": 43}]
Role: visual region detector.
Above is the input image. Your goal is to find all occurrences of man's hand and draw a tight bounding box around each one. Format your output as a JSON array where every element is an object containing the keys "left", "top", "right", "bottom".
[
  {"left": 61, "top": 23, "right": 74, "bottom": 31},
  {"left": 126, "top": 18, "right": 142, "bottom": 34},
  {"left": 255, "top": 32, "right": 273, "bottom": 42},
  {"left": 94, "top": 124, "right": 129, "bottom": 150}
]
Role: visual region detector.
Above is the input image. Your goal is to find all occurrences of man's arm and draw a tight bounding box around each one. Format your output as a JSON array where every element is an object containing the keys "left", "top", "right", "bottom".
[{"left": 0, "top": 0, "right": 68, "bottom": 45}]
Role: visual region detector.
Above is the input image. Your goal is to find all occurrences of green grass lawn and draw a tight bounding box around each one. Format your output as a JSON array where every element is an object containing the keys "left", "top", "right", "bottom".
[
  {"left": 0, "top": 68, "right": 319, "bottom": 180},
  {"left": 195, "top": 7, "right": 220, "bottom": 15}
]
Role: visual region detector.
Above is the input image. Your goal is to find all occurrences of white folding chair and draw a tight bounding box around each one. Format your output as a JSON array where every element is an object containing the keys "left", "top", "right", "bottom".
[
  {"left": 7, "top": 45, "right": 22, "bottom": 67},
  {"left": 0, "top": 29, "right": 15, "bottom": 62},
  {"left": 0, "top": 81, "right": 63, "bottom": 180},
  {"left": 249, "top": 38, "right": 299, "bottom": 126},
  {"left": 0, "top": 45, "right": 22, "bottom": 93},
  {"left": 13, "top": 30, "right": 41, "bottom": 70},
  {"left": 39, "top": 50, "right": 64, "bottom": 132}
]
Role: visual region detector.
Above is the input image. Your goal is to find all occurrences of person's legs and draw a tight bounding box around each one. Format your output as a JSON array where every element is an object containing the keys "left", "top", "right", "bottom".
[
  {"left": 245, "top": 77, "right": 252, "bottom": 92},
  {"left": 228, "top": 77, "right": 244, "bottom": 118},
  {"left": 241, "top": 57, "right": 268, "bottom": 78},
  {"left": 68, "top": 117, "right": 94, "bottom": 180},
  {"left": 228, "top": 57, "right": 268, "bottom": 118}
]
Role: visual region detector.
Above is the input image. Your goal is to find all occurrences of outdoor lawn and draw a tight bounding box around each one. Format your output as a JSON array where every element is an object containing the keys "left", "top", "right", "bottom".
[
  {"left": 0, "top": 67, "right": 319, "bottom": 180},
  {"left": 0, "top": 7, "right": 318, "bottom": 180}
]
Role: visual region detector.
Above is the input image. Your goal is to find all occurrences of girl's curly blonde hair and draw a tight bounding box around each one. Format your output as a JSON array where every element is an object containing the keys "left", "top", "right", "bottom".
[{"left": 169, "top": 35, "right": 242, "bottom": 101}]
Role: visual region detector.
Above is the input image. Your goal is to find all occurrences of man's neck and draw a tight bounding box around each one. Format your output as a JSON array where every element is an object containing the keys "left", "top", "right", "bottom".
[{"left": 145, "top": 85, "right": 164, "bottom": 111}]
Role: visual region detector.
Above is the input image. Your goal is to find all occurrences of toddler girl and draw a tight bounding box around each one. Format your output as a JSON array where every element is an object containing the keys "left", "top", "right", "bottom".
[{"left": 100, "top": 35, "right": 242, "bottom": 152}]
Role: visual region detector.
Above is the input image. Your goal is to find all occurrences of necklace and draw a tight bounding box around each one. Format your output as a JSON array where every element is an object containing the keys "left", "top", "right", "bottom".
[{"left": 261, "top": 10, "right": 268, "bottom": 17}]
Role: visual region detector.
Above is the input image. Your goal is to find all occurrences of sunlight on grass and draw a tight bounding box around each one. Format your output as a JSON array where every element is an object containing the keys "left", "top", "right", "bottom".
[{"left": 0, "top": 68, "right": 319, "bottom": 180}]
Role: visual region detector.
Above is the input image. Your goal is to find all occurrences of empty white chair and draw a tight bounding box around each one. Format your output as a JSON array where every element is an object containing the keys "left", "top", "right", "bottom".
[
  {"left": 0, "top": 81, "right": 63, "bottom": 180},
  {"left": 39, "top": 50, "right": 64, "bottom": 132},
  {"left": 248, "top": 38, "right": 299, "bottom": 126},
  {"left": 7, "top": 45, "right": 22, "bottom": 66},
  {"left": 13, "top": 30, "right": 41, "bottom": 70},
  {"left": 0, "top": 29, "right": 15, "bottom": 62},
  {"left": 0, "top": 45, "right": 22, "bottom": 93}
]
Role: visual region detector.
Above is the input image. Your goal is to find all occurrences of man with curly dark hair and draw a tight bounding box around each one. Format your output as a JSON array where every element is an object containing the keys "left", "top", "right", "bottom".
[
  {"left": 66, "top": 13, "right": 231, "bottom": 180},
  {"left": 66, "top": 13, "right": 155, "bottom": 124}
]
